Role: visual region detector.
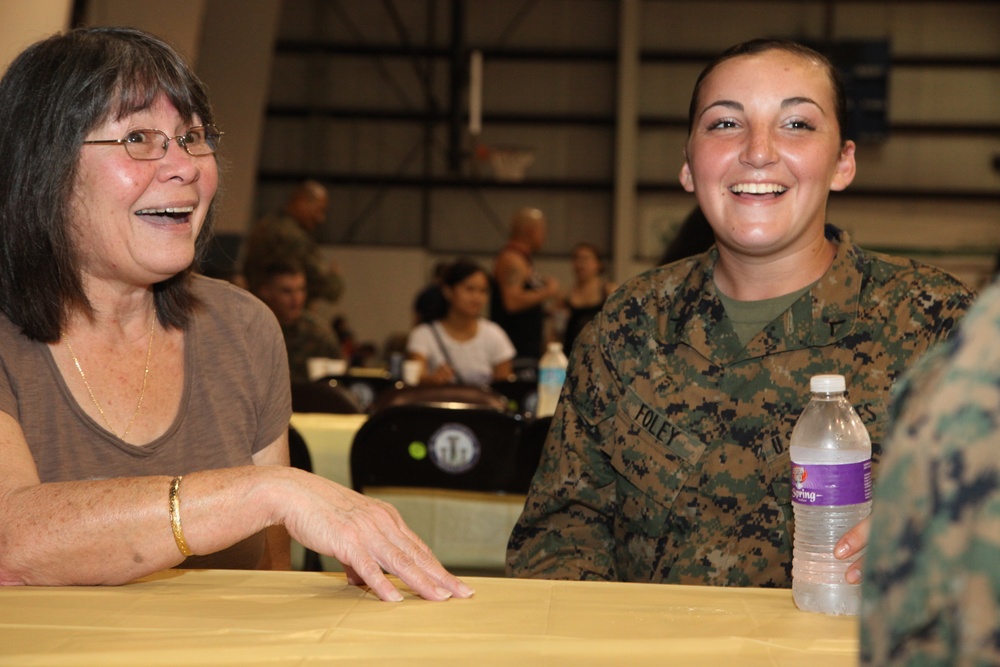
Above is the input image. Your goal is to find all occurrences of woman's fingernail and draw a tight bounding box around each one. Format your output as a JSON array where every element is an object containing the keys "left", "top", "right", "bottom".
[
  {"left": 434, "top": 586, "right": 453, "bottom": 600},
  {"left": 834, "top": 544, "right": 849, "bottom": 558},
  {"left": 845, "top": 569, "right": 861, "bottom": 584}
]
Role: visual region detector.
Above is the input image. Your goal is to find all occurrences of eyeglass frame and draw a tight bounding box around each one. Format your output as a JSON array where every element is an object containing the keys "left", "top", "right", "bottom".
[{"left": 81, "top": 125, "right": 224, "bottom": 160}]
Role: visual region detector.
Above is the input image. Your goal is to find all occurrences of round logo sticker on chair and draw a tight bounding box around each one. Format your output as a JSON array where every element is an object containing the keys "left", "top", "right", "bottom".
[
  {"left": 348, "top": 383, "right": 376, "bottom": 411},
  {"left": 427, "top": 423, "right": 481, "bottom": 474}
]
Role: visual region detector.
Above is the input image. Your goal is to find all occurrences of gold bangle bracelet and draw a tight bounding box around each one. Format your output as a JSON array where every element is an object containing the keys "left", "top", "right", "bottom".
[{"left": 168, "top": 476, "right": 193, "bottom": 557}]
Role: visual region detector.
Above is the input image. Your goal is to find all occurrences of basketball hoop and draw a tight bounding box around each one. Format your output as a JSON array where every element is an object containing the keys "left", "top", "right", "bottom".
[{"left": 475, "top": 144, "right": 536, "bottom": 182}]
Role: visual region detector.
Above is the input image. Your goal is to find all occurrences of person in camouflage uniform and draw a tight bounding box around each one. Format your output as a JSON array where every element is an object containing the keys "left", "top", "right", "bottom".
[
  {"left": 861, "top": 281, "right": 1000, "bottom": 664},
  {"left": 506, "top": 39, "right": 975, "bottom": 587},
  {"left": 254, "top": 260, "right": 342, "bottom": 384},
  {"left": 242, "top": 180, "right": 343, "bottom": 305}
]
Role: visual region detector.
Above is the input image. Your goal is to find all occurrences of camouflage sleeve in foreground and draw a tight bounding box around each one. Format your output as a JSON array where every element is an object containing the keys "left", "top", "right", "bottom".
[
  {"left": 508, "top": 228, "right": 975, "bottom": 586},
  {"left": 861, "top": 281, "right": 1000, "bottom": 666}
]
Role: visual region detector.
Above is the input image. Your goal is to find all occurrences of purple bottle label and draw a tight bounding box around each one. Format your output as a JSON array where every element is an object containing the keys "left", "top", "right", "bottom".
[{"left": 790, "top": 459, "right": 872, "bottom": 506}]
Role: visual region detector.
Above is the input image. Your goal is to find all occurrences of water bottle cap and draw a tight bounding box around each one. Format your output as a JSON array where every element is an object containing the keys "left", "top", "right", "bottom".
[{"left": 810, "top": 374, "right": 846, "bottom": 393}]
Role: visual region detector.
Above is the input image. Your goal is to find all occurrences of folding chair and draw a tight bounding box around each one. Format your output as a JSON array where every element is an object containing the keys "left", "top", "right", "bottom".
[
  {"left": 349, "top": 404, "right": 524, "bottom": 494},
  {"left": 319, "top": 374, "right": 400, "bottom": 413},
  {"left": 291, "top": 381, "right": 362, "bottom": 414},
  {"left": 369, "top": 384, "right": 509, "bottom": 414},
  {"left": 287, "top": 426, "right": 323, "bottom": 571},
  {"left": 490, "top": 379, "right": 539, "bottom": 417},
  {"left": 514, "top": 415, "right": 552, "bottom": 493}
]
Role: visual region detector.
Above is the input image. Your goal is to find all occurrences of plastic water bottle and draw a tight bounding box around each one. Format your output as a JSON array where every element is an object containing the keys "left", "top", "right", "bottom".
[
  {"left": 388, "top": 352, "right": 404, "bottom": 381},
  {"left": 536, "top": 342, "right": 568, "bottom": 417},
  {"left": 790, "top": 374, "right": 872, "bottom": 615}
]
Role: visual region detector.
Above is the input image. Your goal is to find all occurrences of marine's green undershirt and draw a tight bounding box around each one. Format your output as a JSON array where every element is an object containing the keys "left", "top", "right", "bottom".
[{"left": 717, "top": 282, "right": 816, "bottom": 346}]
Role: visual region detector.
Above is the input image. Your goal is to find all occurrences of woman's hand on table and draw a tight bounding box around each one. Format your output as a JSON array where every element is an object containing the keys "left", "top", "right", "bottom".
[
  {"left": 834, "top": 515, "right": 871, "bottom": 584},
  {"left": 275, "top": 469, "right": 475, "bottom": 602}
]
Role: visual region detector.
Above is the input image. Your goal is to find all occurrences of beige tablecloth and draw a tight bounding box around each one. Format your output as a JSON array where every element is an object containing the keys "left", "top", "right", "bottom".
[
  {"left": 289, "top": 413, "right": 526, "bottom": 573},
  {"left": 0, "top": 569, "right": 859, "bottom": 666}
]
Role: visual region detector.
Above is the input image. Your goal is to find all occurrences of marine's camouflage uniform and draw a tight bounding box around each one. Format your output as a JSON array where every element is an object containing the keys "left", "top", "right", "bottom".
[
  {"left": 243, "top": 214, "right": 344, "bottom": 304},
  {"left": 861, "top": 280, "right": 1000, "bottom": 665},
  {"left": 283, "top": 310, "right": 343, "bottom": 385},
  {"left": 507, "top": 227, "right": 974, "bottom": 587}
]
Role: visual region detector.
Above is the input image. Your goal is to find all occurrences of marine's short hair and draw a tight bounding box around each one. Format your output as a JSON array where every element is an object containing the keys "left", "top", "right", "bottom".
[{"left": 687, "top": 38, "right": 848, "bottom": 144}]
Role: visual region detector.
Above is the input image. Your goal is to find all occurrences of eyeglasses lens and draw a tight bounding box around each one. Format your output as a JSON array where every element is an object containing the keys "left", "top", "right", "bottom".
[
  {"left": 122, "top": 127, "right": 221, "bottom": 160},
  {"left": 181, "top": 128, "right": 220, "bottom": 156}
]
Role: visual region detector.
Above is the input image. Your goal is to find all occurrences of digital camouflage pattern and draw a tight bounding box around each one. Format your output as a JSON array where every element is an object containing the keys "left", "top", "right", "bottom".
[
  {"left": 507, "top": 227, "right": 974, "bottom": 587},
  {"left": 283, "top": 310, "right": 342, "bottom": 385},
  {"left": 861, "top": 280, "right": 1000, "bottom": 665},
  {"left": 243, "top": 214, "right": 344, "bottom": 304}
]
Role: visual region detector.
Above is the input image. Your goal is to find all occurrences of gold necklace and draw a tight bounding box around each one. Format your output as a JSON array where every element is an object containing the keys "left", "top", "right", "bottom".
[{"left": 64, "top": 313, "right": 156, "bottom": 440}]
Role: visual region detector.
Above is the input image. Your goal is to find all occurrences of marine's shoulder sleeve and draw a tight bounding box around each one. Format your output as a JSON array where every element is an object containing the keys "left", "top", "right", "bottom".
[{"left": 861, "top": 282, "right": 1000, "bottom": 665}]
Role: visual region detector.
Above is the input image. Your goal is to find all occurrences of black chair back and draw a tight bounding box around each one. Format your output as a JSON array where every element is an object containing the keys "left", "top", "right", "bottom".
[
  {"left": 287, "top": 425, "right": 322, "bottom": 571},
  {"left": 510, "top": 357, "right": 539, "bottom": 383},
  {"left": 291, "top": 381, "right": 363, "bottom": 414},
  {"left": 319, "top": 374, "right": 400, "bottom": 413},
  {"left": 490, "top": 379, "right": 539, "bottom": 417},
  {"left": 515, "top": 415, "right": 552, "bottom": 492},
  {"left": 288, "top": 425, "right": 313, "bottom": 472},
  {"left": 370, "top": 384, "right": 509, "bottom": 414},
  {"left": 350, "top": 404, "right": 524, "bottom": 494}
]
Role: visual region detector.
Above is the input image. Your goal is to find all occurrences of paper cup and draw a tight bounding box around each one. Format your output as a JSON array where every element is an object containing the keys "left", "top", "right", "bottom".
[
  {"left": 325, "top": 359, "right": 348, "bottom": 377},
  {"left": 402, "top": 360, "right": 422, "bottom": 385},
  {"left": 307, "top": 357, "right": 330, "bottom": 381},
  {"left": 307, "top": 357, "right": 347, "bottom": 381}
]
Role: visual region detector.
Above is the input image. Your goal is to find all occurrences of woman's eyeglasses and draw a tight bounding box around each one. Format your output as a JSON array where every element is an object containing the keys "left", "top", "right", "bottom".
[{"left": 82, "top": 125, "right": 223, "bottom": 160}]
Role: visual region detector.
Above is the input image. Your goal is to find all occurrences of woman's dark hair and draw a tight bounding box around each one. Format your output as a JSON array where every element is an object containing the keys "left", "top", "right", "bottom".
[
  {"left": 687, "top": 38, "right": 848, "bottom": 144},
  {"left": 0, "top": 26, "right": 217, "bottom": 342},
  {"left": 442, "top": 259, "right": 487, "bottom": 289}
]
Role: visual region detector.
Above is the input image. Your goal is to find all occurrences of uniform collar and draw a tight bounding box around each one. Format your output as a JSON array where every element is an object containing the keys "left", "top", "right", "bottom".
[{"left": 660, "top": 225, "right": 862, "bottom": 364}]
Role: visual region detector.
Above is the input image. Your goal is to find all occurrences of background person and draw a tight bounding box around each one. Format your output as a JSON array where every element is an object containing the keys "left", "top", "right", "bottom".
[
  {"left": 506, "top": 38, "right": 974, "bottom": 587},
  {"left": 490, "top": 207, "right": 561, "bottom": 363},
  {"left": 560, "top": 242, "right": 616, "bottom": 355},
  {"left": 0, "top": 26, "right": 472, "bottom": 604},
  {"left": 412, "top": 260, "right": 450, "bottom": 326},
  {"left": 407, "top": 259, "right": 516, "bottom": 387},
  {"left": 253, "top": 259, "right": 342, "bottom": 384},
  {"left": 242, "top": 180, "right": 344, "bottom": 307}
]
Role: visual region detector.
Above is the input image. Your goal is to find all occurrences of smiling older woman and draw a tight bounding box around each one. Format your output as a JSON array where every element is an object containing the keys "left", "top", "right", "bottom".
[
  {"left": 506, "top": 39, "right": 975, "bottom": 588},
  {"left": 0, "top": 26, "right": 472, "bottom": 603}
]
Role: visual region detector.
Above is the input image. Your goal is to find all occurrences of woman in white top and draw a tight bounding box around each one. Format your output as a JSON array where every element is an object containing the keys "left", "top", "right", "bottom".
[{"left": 407, "top": 260, "right": 516, "bottom": 386}]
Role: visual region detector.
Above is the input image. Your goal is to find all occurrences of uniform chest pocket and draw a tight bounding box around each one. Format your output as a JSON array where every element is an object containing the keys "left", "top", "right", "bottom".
[{"left": 603, "top": 388, "right": 707, "bottom": 512}]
